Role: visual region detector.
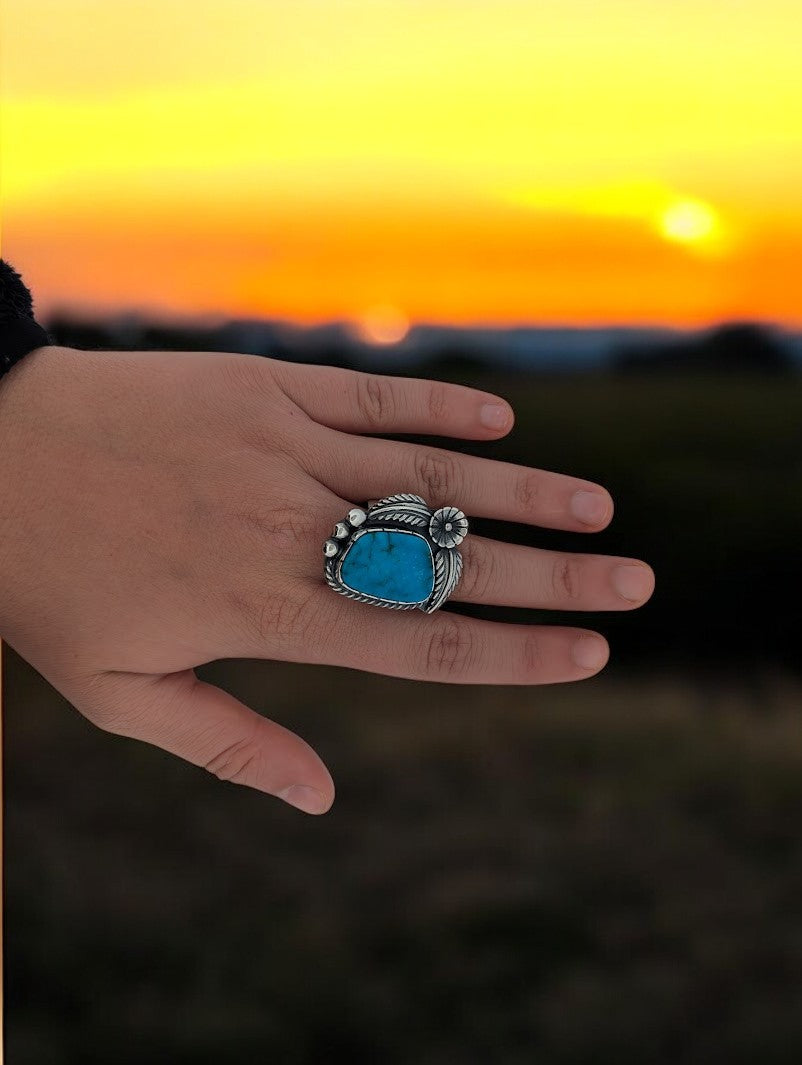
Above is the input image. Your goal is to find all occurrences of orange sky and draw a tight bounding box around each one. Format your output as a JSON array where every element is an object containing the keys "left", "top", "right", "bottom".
[{"left": 2, "top": 0, "right": 801, "bottom": 330}]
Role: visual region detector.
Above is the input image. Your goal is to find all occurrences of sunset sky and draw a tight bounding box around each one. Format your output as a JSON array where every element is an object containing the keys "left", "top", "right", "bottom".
[{"left": 2, "top": 0, "right": 801, "bottom": 331}]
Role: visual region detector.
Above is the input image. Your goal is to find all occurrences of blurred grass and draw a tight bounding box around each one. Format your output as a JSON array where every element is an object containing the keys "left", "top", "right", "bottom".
[
  {"left": 436, "top": 371, "right": 802, "bottom": 669},
  {"left": 7, "top": 371, "right": 802, "bottom": 1063},
  {"left": 8, "top": 656, "right": 802, "bottom": 1064}
]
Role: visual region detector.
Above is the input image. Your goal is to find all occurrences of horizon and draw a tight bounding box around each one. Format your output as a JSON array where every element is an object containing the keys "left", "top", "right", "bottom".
[
  {"left": 44, "top": 307, "right": 802, "bottom": 375},
  {"left": 40, "top": 305, "right": 802, "bottom": 339}
]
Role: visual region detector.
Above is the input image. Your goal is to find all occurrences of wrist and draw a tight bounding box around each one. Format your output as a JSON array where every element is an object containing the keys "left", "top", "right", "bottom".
[{"left": 0, "top": 345, "right": 73, "bottom": 638}]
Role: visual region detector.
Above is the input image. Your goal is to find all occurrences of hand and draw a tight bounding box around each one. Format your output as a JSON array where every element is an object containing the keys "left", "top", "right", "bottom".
[{"left": 0, "top": 346, "right": 654, "bottom": 813}]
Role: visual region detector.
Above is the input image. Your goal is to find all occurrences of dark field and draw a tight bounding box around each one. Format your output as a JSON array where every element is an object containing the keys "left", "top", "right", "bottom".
[{"left": 7, "top": 371, "right": 802, "bottom": 1063}]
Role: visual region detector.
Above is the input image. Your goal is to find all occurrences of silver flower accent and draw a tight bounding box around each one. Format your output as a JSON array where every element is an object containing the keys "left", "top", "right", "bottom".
[{"left": 429, "top": 505, "right": 468, "bottom": 548}]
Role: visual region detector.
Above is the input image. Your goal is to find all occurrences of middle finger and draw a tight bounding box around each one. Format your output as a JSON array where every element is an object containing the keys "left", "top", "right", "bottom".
[{"left": 321, "top": 432, "right": 614, "bottom": 532}]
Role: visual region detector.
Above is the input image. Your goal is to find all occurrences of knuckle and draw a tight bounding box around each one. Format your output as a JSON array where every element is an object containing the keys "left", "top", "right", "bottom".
[
  {"left": 236, "top": 503, "right": 316, "bottom": 552},
  {"left": 521, "top": 630, "right": 543, "bottom": 677},
  {"left": 414, "top": 448, "right": 463, "bottom": 506},
  {"left": 422, "top": 616, "right": 475, "bottom": 678},
  {"left": 551, "top": 555, "right": 581, "bottom": 601},
  {"left": 204, "top": 721, "right": 265, "bottom": 786},
  {"left": 427, "top": 380, "right": 448, "bottom": 423},
  {"left": 356, "top": 373, "right": 395, "bottom": 429},
  {"left": 215, "top": 358, "right": 300, "bottom": 449},
  {"left": 262, "top": 505, "right": 318, "bottom": 546},
  {"left": 457, "top": 539, "right": 494, "bottom": 601},
  {"left": 256, "top": 590, "right": 313, "bottom": 643},
  {"left": 218, "top": 353, "right": 271, "bottom": 399},
  {"left": 514, "top": 471, "right": 542, "bottom": 512},
  {"left": 229, "top": 581, "right": 319, "bottom": 648}
]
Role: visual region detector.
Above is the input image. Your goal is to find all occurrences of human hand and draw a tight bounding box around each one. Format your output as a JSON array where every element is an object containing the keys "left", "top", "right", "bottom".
[{"left": 0, "top": 346, "right": 654, "bottom": 813}]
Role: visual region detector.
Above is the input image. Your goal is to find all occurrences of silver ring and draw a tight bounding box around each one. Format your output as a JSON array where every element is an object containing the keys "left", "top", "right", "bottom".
[{"left": 323, "top": 493, "right": 468, "bottom": 613}]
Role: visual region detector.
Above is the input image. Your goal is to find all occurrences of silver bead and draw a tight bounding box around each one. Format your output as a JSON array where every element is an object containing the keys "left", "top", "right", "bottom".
[
  {"left": 348, "top": 507, "right": 367, "bottom": 527},
  {"left": 333, "top": 521, "right": 350, "bottom": 539},
  {"left": 323, "top": 539, "right": 339, "bottom": 558}
]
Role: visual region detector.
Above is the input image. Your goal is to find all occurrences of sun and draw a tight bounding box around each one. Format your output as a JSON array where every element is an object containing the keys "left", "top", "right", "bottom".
[
  {"left": 658, "top": 198, "right": 720, "bottom": 247},
  {"left": 353, "top": 305, "right": 410, "bottom": 345}
]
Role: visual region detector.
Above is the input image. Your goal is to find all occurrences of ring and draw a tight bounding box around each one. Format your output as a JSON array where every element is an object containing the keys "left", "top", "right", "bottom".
[{"left": 323, "top": 493, "right": 468, "bottom": 613}]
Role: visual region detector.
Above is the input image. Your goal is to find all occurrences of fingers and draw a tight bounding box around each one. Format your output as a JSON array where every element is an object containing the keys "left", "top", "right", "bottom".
[
  {"left": 297, "top": 593, "right": 610, "bottom": 685},
  {"left": 320, "top": 433, "right": 614, "bottom": 532},
  {"left": 76, "top": 669, "right": 335, "bottom": 814},
  {"left": 271, "top": 360, "right": 514, "bottom": 439},
  {"left": 455, "top": 536, "right": 655, "bottom": 610}
]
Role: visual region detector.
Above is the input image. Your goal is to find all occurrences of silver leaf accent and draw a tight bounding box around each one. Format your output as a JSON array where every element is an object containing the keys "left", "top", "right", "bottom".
[
  {"left": 370, "top": 493, "right": 427, "bottom": 508},
  {"left": 366, "top": 507, "right": 428, "bottom": 527},
  {"left": 423, "top": 547, "right": 463, "bottom": 614}
]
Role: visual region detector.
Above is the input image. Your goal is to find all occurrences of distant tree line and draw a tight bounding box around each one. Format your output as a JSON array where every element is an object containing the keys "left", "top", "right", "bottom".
[{"left": 45, "top": 313, "right": 798, "bottom": 375}]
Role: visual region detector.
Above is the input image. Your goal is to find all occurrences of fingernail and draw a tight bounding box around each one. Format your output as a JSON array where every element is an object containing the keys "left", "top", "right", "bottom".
[
  {"left": 279, "top": 785, "right": 329, "bottom": 815},
  {"left": 570, "top": 490, "right": 610, "bottom": 526},
  {"left": 479, "top": 402, "right": 512, "bottom": 430},
  {"left": 572, "top": 636, "right": 608, "bottom": 671},
  {"left": 612, "top": 565, "right": 654, "bottom": 603}
]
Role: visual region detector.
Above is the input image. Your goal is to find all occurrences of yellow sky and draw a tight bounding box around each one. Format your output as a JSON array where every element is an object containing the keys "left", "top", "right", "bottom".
[{"left": 2, "top": 0, "right": 801, "bottom": 327}]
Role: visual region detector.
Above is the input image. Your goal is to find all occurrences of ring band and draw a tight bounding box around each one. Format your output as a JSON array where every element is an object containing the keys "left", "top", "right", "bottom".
[{"left": 323, "top": 493, "right": 468, "bottom": 613}]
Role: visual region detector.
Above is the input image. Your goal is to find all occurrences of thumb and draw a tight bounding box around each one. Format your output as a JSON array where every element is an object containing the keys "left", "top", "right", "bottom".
[{"left": 76, "top": 669, "right": 335, "bottom": 814}]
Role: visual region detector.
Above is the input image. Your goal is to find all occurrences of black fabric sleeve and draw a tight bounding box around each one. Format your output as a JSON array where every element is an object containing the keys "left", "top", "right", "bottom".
[{"left": 0, "top": 259, "right": 52, "bottom": 378}]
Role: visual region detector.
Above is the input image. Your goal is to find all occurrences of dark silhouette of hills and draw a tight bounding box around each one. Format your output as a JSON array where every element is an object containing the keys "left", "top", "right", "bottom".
[
  {"left": 614, "top": 322, "right": 793, "bottom": 375},
  {"left": 44, "top": 311, "right": 802, "bottom": 376}
]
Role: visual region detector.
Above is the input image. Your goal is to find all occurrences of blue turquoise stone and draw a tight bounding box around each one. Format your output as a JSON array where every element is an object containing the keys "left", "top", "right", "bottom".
[{"left": 340, "top": 529, "right": 434, "bottom": 604}]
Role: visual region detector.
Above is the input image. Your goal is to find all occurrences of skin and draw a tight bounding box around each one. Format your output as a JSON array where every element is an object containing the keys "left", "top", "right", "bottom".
[{"left": 0, "top": 345, "right": 655, "bottom": 814}]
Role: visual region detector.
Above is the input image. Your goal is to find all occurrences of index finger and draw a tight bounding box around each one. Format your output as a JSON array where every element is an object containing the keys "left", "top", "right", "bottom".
[{"left": 271, "top": 361, "right": 515, "bottom": 440}]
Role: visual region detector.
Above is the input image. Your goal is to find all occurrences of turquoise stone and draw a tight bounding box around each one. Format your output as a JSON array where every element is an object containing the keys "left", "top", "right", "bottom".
[{"left": 340, "top": 529, "right": 434, "bottom": 604}]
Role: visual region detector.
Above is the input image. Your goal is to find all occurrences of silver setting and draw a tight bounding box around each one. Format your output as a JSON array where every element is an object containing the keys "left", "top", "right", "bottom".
[{"left": 323, "top": 493, "right": 467, "bottom": 613}]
